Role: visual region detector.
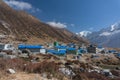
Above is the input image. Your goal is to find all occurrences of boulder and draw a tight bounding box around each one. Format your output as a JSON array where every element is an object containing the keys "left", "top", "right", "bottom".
[{"left": 7, "top": 69, "right": 16, "bottom": 74}]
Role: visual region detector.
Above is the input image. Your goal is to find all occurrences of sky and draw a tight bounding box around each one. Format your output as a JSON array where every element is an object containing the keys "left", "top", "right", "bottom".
[{"left": 3, "top": 0, "right": 120, "bottom": 33}]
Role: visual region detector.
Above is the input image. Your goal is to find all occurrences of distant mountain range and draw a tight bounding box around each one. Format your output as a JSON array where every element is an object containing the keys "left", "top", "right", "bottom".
[
  {"left": 0, "top": 0, "right": 88, "bottom": 44},
  {"left": 78, "top": 22, "right": 120, "bottom": 48}
]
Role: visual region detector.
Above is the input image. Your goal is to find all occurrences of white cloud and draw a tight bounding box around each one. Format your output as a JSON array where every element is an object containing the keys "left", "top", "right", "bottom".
[
  {"left": 4, "top": 0, "right": 40, "bottom": 12},
  {"left": 70, "top": 24, "right": 75, "bottom": 27},
  {"left": 47, "top": 21, "right": 67, "bottom": 28}
]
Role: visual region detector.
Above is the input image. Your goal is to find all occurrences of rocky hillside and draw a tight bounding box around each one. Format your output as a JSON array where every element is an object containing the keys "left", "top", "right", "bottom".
[{"left": 0, "top": 0, "right": 87, "bottom": 44}]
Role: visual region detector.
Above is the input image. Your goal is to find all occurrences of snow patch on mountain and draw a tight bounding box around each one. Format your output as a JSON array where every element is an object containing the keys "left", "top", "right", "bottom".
[
  {"left": 111, "top": 25, "right": 115, "bottom": 31},
  {"left": 100, "top": 30, "right": 120, "bottom": 36},
  {"left": 100, "top": 32, "right": 111, "bottom": 36},
  {"left": 76, "top": 31, "right": 92, "bottom": 37},
  {"left": 110, "top": 22, "right": 120, "bottom": 31}
]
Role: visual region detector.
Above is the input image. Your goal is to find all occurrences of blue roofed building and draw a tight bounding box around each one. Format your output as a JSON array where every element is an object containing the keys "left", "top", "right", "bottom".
[
  {"left": 116, "top": 53, "right": 120, "bottom": 58},
  {"left": 55, "top": 45, "right": 67, "bottom": 52},
  {"left": 47, "top": 49, "right": 66, "bottom": 56},
  {"left": 67, "top": 47, "right": 77, "bottom": 54},
  {"left": 108, "top": 50, "right": 117, "bottom": 54},
  {"left": 46, "top": 45, "right": 67, "bottom": 56},
  {"left": 77, "top": 48, "right": 87, "bottom": 55},
  {"left": 18, "top": 44, "right": 46, "bottom": 54}
]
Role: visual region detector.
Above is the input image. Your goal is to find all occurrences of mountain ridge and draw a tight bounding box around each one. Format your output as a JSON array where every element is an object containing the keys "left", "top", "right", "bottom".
[
  {"left": 87, "top": 22, "right": 120, "bottom": 48},
  {"left": 0, "top": 0, "right": 88, "bottom": 44}
]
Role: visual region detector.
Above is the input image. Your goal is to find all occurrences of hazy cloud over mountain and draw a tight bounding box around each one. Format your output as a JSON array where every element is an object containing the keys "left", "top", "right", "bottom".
[{"left": 4, "top": 0, "right": 40, "bottom": 12}]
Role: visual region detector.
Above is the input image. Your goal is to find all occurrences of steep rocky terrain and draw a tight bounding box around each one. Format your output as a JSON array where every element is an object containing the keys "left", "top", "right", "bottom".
[{"left": 0, "top": 0, "right": 87, "bottom": 44}]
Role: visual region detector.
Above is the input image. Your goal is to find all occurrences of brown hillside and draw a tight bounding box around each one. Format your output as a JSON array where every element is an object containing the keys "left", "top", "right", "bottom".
[{"left": 0, "top": 0, "right": 88, "bottom": 44}]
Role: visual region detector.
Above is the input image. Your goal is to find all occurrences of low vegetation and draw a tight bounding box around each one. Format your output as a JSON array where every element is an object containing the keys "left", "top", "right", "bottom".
[{"left": 0, "top": 55, "right": 120, "bottom": 80}]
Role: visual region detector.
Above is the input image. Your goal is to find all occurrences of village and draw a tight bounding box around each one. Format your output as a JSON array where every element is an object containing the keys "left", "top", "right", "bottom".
[
  {"left": 0, "top": 41, "right": 120, "bottom": 80},
  {"left": 1, "top": 0, "right": 120, "bottom": 79}
]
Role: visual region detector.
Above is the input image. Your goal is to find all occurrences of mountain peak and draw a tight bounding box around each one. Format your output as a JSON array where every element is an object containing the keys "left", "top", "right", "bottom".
[
  {"left": 76, "top": 31, "right": 92, "bottom": 37},
  {"left": 110, "top": 22, "right": 120, "bottom": 31},
  {"left": 87, "top": 21, "right": 120, "bottom": 48}
]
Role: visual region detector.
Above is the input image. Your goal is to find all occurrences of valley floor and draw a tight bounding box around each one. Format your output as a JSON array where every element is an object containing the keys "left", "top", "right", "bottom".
[{"left": 0, "top": 53, "right": 120, "bottom": 80}]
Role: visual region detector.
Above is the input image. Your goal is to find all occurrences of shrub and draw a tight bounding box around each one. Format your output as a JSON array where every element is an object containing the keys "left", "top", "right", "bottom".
[
  {"left": 111, "top": 70, "right": 120, "bottom": 77},
  {"left": 25, "top": 61, "right": 59, "bottom": 74},
  {"left": 0, "top": 58, "right": 27, "bottom": 71}
]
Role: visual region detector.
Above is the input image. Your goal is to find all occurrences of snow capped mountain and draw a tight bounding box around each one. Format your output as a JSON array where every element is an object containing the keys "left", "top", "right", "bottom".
[
  {"left": 99, "top": 22, "right": 120, "bottom": 36},
  {"left": 110, "top": 22, "right": 120, "bottom": 31},
  {"left": 87, "top": 22, "right": 120, "bottom": 48},
  {"left": 76, "top": 31, "right": 92, "bottom": 37}
]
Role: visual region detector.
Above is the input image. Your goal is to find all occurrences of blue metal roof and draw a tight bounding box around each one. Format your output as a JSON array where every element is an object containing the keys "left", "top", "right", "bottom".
[
  {"left": 55, "top": 45, "right": 67, "bottom": 49},
  {"left": 47, "top": 49, "right": 57, "bottom": 53},
  {"left": 47, "top": 49, "right": 66, "bottom": 55},
  {"left": 67, "top": 47, "right": 76, "bottom": 50},
  {"left": 116, "top": 53, "right": 120, "bottom": 57},
  {"left": 109, "top": 50, "right": 116, "bottom": 53},
  {"left": 78, "top": 48, "right": 87, "bottom": 53},
  {"left": 18, "top": 44, "right": 43, "bottom": 49},
  {"left": 59, "top": 50, "right": 66, "bottom": 53}
]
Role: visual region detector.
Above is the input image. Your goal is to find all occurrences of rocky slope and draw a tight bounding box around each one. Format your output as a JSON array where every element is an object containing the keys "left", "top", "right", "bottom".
[{"left": 0, "top": 0, "right": 87, "bottom": 44}]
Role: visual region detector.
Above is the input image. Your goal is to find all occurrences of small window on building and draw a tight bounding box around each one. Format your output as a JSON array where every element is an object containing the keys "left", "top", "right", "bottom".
[
  {"left": 0, "top": 45, "right": 4, "bottom": 50},
  {"left": 7, "top": 45, "right": 12, "bottom": 48}
]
